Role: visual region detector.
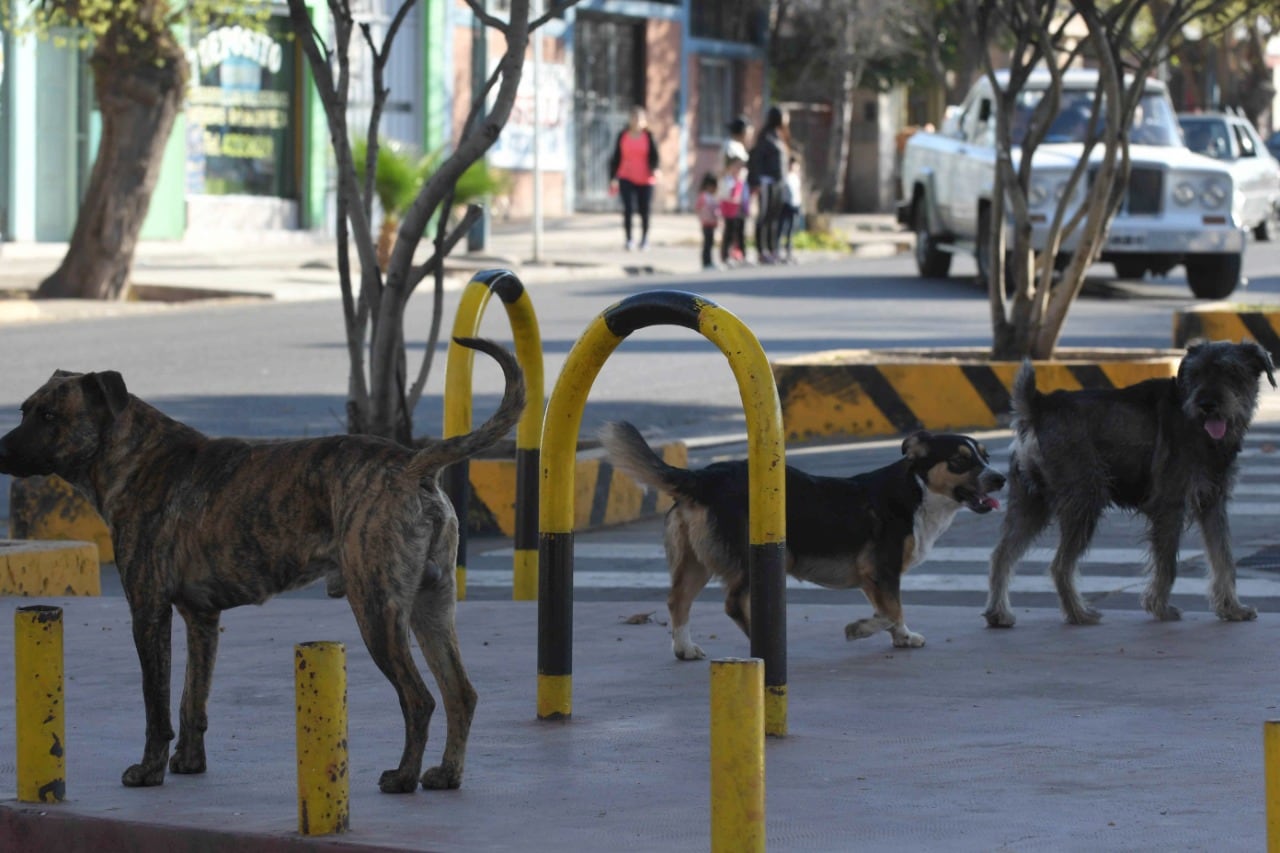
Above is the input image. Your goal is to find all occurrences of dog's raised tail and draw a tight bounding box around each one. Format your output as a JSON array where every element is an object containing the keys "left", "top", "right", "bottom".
[
  {"left": 406, "top": 337, "right": 526, "bottom": 477},
  {"left": 598, "top": 421, "right": 697, "bottom": 499},
  {"left": 1010, "top": 359, "right": 1039, "bottom": 424}
]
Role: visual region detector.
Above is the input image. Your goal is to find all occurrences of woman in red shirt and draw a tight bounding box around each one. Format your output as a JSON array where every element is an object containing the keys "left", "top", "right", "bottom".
[{"left": 609, "top": 105, "right": 660, "bottom": 250}]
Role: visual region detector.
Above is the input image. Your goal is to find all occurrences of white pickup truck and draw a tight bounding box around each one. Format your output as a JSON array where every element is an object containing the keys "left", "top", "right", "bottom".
[{"left": 898, "top": 69, "right": 1246, "bottom": 299}]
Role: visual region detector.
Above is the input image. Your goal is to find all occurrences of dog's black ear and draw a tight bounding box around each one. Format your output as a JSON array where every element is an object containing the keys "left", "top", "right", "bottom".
[
  {"left": 87, "top": 371, "right": 129, "bottom": 417},
  {"left": 901, "top": 431, "right": 932, "bottom": 459},
  {"left": 1184, "top": 338, "right": 1208, "bottom": 354},
  {"left": 1242, "top": 340, "right": 1278, "bottom": 389},
  {"left": 50, "top": 369, "right": 79, "bottom": 380}
]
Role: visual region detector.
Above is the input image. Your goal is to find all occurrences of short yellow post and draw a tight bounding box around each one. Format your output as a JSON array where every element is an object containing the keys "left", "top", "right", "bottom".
[
  {"left": 15, "top": 605, "right": 66, "bottom": 803},
  {"left": 295, "top": 642, "right": 349, "bottom": 836},
  {"left": 710, "top": 658, "right": 765, "bottom": 853},
  {"left": 1266, "top": 720, "right": 1280, "bottom": 851}
]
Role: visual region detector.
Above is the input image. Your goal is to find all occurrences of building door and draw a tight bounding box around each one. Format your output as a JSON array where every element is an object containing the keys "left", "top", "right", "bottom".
[{"left": 573, "top": 13, "right": 643, "bottom": 212}]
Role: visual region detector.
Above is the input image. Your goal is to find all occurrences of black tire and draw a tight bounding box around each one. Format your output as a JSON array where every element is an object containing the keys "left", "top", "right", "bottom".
[
  {"left": 913, "top": 200, "right": 951, "bottom": 278},
  {"left": 1184, "top": 253, "right": 1243, "bottom": 300},
  {"left": 1112, "top": 259, "right": 1147, "bottom": 280}
]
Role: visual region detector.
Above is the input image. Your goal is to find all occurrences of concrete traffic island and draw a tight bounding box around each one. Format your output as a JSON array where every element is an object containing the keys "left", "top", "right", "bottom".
[
  {"left": 771, "top": 347, "right": 1182, "bottom": 442},
  {"left": 0, "top": 598, "right": 1274, "bottom": 851}
]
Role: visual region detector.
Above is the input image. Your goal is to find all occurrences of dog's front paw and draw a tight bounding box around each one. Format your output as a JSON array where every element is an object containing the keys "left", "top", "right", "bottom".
[
  {"left": 1063, "top": 605, "right": 1102, "bottom": 625},
  {"left": 891, "top": 630, "right": 925, "bottom": 648},
  {"left": 1217, "top": 602, "right": 1258, "bottom": 622},
  {"left": 168, "top": 750, "right": 206, "bottom": 775},
  {"left": 421, "top": 762, "right": 462, "bottom": 790},
  {"left": 122, "top": 762, "right": 166, "bottom": 788},
  {"left": 983, "top": 607, "right": 1016, "bottom": 628},
  {"left": 378, "top": 768, "right": 420, "bottom": 794},
  {"left": 671, "top": 626, "right": 706, "bottom": 660},
  {"left": 845, "top": 616, "right": 891, "bottom": 641}
]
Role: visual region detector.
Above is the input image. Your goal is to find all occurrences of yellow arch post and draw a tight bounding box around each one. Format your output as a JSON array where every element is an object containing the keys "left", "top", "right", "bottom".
[
  {"left": 537, "top": 290, "right": 788, "bottom": 736},
  {"left": 444, "top": 270, "right": 545, "bottom": 601},
  {"left": 295, "top": 641, "right": 349, "bottom": 836},
  {"left": 15, "top": 605, "right": 66, "bottom": 803}
]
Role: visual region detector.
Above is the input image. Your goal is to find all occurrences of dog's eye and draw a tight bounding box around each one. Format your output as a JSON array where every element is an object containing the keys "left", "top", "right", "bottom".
[
  {"left": 40, "top": 410, "right": 54, "bottom": 423},
  {"left": 947, "top": 457, "right": 973, "bottom": 473}
]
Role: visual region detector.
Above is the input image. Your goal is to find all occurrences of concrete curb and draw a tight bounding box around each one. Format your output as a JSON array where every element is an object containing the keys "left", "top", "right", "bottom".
[
  {"left": 771, "top": 348, "right": 1182, "bottom": 441},
  {"left": 0, "top": 539, "right": 99, "bottom": 596}
]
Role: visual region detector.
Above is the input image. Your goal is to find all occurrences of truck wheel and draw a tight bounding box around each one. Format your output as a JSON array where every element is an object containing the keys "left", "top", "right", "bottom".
[
  {"left": 1254, "top": 206, "right": 1278, "bottom": 242},
  {"left": 1184, "top": 253, "right": 1243, "bottom": 300},
  {"left": 913, "top": 201, "right": 951, "bottom": 278}
]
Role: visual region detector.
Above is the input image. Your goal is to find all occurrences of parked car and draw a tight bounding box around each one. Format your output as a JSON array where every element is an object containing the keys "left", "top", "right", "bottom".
[
  {"left": 1178, "top": 111, "right": 1280, "bottom": 241},
  {"left": 899, "top": 69, "right": 1246, "bottom": 299}
]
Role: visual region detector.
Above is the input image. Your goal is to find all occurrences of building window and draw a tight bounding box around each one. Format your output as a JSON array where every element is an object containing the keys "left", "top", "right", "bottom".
[
  {"left": 185, "top": 15, "right": 298, "bottom": 199},
  {"left": 690, "top": 0, "right": 765, "bottom": 44},
  {"left": 697, "top": 57, "right": 736, "bottom": 145}
]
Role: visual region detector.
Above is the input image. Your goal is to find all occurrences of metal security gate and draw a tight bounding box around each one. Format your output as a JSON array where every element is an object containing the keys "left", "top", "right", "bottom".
[{"left": 573, "top": 13, "right": 644, "bottom": 212}]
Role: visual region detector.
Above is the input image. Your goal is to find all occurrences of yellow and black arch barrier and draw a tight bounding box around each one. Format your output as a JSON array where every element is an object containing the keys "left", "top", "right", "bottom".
[
  {"left": 444, "top": 270, "right": 545, "bottom": 601},
  {"left": 772, "top": 349, "right": 1179, "bottom": 441},
  {"left": 538, "top": 290, "right": 789, "bottom": 736}
]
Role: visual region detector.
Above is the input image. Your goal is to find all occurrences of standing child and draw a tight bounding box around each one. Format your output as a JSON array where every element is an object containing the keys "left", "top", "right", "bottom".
[
  {"left": 719, "top": 156, "right": 747, "bottom": 265},
  {"left": 696, "top": 172, "right": 721, "bottom": 270},
  {"left": 779, "top": 157, "right": 803, "bottom": 263}
]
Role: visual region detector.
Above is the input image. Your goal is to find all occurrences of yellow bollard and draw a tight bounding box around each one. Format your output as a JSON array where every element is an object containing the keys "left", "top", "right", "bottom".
[
  {"left": 295, "top": 642, "right": 349, "bottom": 836},
  {"left": 15, "top": 605, "right": 66, "bottom": 803},
  {"left": 1266, "top": 720, "right": 1280, "bottom": 851},
  {"left": 710, "top": 658, "right": 765, "bottom": 853}
]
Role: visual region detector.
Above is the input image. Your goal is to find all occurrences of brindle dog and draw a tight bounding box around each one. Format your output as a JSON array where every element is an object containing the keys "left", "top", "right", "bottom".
[{"left": 0, "top": 337, "right": 524, "bottom": 794}]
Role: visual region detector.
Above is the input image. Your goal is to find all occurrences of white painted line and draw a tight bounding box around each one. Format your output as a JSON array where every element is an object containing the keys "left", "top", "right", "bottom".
[
  {"left": 482, "top": 544, "right": 1195, "bottom": 565},
  {"left": 461, "top": 569, "right": 1280, "bottom": 597}
]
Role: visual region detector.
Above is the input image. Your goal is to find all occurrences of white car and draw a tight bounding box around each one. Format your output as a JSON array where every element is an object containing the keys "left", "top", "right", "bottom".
[
  {"left": 899, "top": 69, "right": 1246, "bottom": 299},
  {"left": 1178, "top": 111, "right": 1280, "bottom": 241}
]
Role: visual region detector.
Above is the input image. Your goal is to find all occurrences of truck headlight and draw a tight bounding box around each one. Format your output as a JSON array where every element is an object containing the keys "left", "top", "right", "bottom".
[
  {"left": 1200, "top": 179, "right": 1230, "bottom": 209},
  {"left": 1028, "top": 181, "right": 1049, "bottom": 207}
]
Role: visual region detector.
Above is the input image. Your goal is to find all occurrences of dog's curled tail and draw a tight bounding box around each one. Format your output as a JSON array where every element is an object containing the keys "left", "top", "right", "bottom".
[
  {"left": 406, "top": 337, "right": 526, "bottom": 478},
  {"left": 1010, "top": 359, "right": 1039, "bottom": 425},
  {"left": 598, "top": 421, "right": 697, "bottom": 499}
]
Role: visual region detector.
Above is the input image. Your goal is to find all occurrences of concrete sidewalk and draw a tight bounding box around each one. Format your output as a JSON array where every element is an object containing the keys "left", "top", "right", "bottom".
[
  {"left": 0, "top": 597, "right": 1273, "bottom": 851},
  {"left": 0, "top": 212, "right": 910, "bottom": 323}
]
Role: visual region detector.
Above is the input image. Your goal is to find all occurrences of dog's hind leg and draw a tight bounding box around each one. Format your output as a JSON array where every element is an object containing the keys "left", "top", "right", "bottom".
[
  {"left": 1050, "top": 500, "right": 1103, "bottom": 625},
  {"left": 410, "top": 568, "right": 477, "bottom": 789},
  {"left": 1196, "top": 501, "right": 1258, "bottom": 622},
  {"left": 1141, "top": 503, "right": 1187, "bottom": 621},
  {"left": 123, "top": 602, "right": 177, "bottom": 787},
  {"left": 984, "top": 471, "right": 1051, "bottom": 628},
  {"left": 666, "top": 512, "right": 715, "bottom": 660},
  {"left": 170, "top": 605, "right": 220, "bottom": 775},
  {"left": 347, "top": 568, "right": 435, "bottom": 794}
]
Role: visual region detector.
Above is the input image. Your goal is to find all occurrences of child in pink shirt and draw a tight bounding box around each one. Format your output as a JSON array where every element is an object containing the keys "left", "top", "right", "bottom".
[{"left": 696, "top": 172, "right": 722, "bottom": 270}]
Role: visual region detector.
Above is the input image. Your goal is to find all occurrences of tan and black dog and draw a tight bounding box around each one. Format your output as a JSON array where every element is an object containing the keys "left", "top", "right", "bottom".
[
  {"left": 600, "top": 422, "right": 1006, "bottom": 655},
  {"left": 0, "top": 337, "right": 524, "bottom": 795}
]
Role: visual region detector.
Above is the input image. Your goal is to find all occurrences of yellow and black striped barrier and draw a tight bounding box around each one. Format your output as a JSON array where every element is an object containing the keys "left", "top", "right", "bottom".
[
  {"left": 1174, "top": 306, "right": 1280, "bottom": 362},
  {"left": 772, "top": 349, "right": 1179, "bottom": 441},
  {"left": 538, "top": 290, "right": 788, "bottom": 736},
  {"left": 444, "top": 270, "right": 545, "bottom": 601}
]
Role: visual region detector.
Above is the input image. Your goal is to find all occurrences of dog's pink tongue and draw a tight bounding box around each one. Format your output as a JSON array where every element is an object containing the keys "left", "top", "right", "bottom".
[
  {"left": 1205, "top": 418, "right": 1227, "bottom": 440},
  {"left": 982, "top": 496, "right": 1000, "bottom": 510}
]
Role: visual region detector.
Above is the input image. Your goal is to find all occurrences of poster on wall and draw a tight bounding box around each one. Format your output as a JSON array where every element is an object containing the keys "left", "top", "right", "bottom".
[
  {"left": 185, "top": 18, "right": 297, "bottom": 198},
  {"left": 488, "top": 60, "right": 570, "bottom": 172}
]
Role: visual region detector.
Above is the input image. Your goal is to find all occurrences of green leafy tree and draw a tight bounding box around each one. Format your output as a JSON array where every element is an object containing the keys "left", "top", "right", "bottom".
[{"left": 5, "top": 0, "right": 271, "bottom": 300}]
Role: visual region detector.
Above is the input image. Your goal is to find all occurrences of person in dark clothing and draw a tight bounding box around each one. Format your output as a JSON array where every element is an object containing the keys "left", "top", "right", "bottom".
[
  {"left": 747, "top": 106, "right": 790, "bottom": 264},
  {"left": 609, "top": 105, "right": 661, "bottom": 250}
]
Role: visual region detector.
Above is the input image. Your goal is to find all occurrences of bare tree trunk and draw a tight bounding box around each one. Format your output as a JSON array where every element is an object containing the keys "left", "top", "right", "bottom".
[{"left": 36, "top": 40, "right": 186, "bottom": 300}]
